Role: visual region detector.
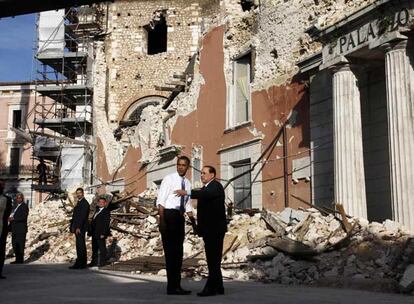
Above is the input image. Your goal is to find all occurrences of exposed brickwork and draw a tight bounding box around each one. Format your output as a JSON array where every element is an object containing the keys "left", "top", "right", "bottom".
[{"left": 102, "top": 0, "right": 219, "bottom": 122}]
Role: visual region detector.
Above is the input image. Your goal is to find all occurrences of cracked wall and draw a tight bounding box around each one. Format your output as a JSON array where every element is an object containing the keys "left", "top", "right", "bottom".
[{"left": 94, "top": 0, "right": 387, "bottom": 208}]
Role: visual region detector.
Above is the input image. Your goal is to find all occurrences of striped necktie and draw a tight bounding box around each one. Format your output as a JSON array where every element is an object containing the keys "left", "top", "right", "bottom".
[{"left": 180, "top": 177, "right": 185, "bottom": 214}]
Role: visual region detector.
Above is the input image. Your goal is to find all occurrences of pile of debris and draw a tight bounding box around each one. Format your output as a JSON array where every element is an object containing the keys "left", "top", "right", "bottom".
[{"left": 6, "top": 197, "right": 414, "bottom": 293}]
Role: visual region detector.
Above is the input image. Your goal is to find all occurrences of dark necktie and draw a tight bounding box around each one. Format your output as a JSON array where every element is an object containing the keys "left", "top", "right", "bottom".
[{"left": 180, "top": 177, "right": 185, "bottom": 214}]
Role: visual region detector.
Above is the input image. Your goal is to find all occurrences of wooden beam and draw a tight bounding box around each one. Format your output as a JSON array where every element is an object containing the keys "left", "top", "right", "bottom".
[
  {"left": 165, "top": 81, "right": 186, "bottom": 86},
  {"left": 154, "top": 85, "right": 183, "bottom": 92}
]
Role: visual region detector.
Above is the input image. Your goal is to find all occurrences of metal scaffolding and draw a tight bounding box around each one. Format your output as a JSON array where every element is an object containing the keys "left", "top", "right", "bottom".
[{"left": 30, "top": 6, "right": 102, "bottom": 197}]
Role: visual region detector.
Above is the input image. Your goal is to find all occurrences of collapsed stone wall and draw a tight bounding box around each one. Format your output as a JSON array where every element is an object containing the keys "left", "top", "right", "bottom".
[{"left": 93, "top": 41, "right": 124, "bottom": 173}]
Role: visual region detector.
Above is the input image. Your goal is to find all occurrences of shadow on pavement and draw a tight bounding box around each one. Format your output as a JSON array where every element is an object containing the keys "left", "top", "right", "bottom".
[{"left": 0, "top": 263, "right": 412, "bottom": 304}]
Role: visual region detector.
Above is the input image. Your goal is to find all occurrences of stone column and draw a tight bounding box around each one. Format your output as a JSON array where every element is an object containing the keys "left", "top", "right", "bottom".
[
  {"left": 332, "top": 64, "right": 367, "bottom": 218},
  {"left": 384, "top": 40, "right": 414, "bottom": 230}
]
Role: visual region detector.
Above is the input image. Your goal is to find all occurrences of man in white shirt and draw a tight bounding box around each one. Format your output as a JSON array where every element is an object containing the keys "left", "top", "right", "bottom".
[{"left": 156, "top": 155, "right": 197, "bottom": 295}]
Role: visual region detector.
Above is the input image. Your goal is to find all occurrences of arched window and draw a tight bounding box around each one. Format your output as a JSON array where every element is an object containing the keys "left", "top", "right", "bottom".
[{"left": 123, "top": 96, "right": 166, "bottom": 122}]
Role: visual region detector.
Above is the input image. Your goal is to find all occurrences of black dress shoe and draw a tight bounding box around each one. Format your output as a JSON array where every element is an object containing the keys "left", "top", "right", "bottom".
[
  {"left": 69, "top": 264, "right": 86, "bottom": 269},
  {"left": 0, "top": 275, "right": 6, "bottom": 279},
  {"left": 197, "top": 289, "right": 217, "bottom": 297},
  {"left": 69, "top": 264, "right": 79, "bottom": 269},
  {"left": 10, "top": 261, "right": 23, "bottom": 264},
  {"left": 167, "top": 288, "right": 191, "bottom": 295},
  {"left": 87, "top": 262, "right": 98, "bottom": 267},
  {"left": 178, "top": 287, "right": 191, "bottom": 295},
  {"left": 76, "top": 265, "right": 87, "bottom": 269}
]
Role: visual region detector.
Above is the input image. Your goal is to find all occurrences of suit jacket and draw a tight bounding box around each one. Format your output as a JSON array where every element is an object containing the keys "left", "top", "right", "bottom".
[
  {"left": 190, "top": 179, "right": 227, "bottom": 237},
  {"left": 9, "top": 202, "right": 29, "bottom": 234},
  {"left": 0, "top": 195, "right": 12, "bottom": 239},
  {"left": 70, "top": 197, "right": 90, "bottom": 233},
  {"left": 90, "top": 208, "right": 111, "bottom": 239}
]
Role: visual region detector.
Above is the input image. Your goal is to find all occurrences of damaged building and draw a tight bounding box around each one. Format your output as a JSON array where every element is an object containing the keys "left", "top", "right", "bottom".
[
  {"left": 92, "top": 0, "right": 311, "bottom": 214},
  {"left": 1, "top": 0, "right": 414, "bottom": 232}
]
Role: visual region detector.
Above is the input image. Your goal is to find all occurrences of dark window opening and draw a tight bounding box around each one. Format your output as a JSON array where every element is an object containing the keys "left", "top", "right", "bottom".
[
  {"left": 12, "top": 110, "right": 22, "bottom": 129},
  {"left": 232, "top": 159, "right": 252, "bottom": 209},
  {"left": 241, "top": 0, "right": 255, "bottom": 11},
  {"left": 10, "top": 148, "right": 20, "bottom": 174},
  {"left": 145, "top": 14, "right": 167, "bottom": 55}
]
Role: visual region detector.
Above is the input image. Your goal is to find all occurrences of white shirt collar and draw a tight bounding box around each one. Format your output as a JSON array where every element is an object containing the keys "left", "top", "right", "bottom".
[{"left": 204, "top": 179, "right": 214, "bottom": 188}]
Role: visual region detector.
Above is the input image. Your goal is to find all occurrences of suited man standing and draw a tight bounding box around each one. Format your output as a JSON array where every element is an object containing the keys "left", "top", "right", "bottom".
[
  {"left": 175, "top": 165, "right": 227, "bottom": 297},
  {"left": 8, "top": 192, "right": 29, "bottom": 264},
  {"left": 88, "top": 196, "right": 111, "bottom": 267},
  {"left": 69, "top": 187, "right": 90, "bottom": 269},
  {"left": 0, "top": 182, "right": 13, "bottom": 279}
]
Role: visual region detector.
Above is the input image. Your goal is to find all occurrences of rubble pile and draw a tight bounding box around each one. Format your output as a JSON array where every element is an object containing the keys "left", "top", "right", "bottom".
[
  {"left": 245, "top": 209, "right": 413, "bottom": 289},
  {"left": 6, "top": 200, "right": 414, "bottom": 292}
]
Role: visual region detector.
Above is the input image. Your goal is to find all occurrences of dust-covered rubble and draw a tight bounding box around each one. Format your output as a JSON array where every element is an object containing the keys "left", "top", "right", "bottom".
[{"left": 6, "top": 200, "right": 414, "bottom": 293}]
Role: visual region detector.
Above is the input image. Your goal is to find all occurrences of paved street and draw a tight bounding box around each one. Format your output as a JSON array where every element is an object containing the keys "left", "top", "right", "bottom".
[{"left": 0, "top": 263, "right": 413, "bottom": 304}]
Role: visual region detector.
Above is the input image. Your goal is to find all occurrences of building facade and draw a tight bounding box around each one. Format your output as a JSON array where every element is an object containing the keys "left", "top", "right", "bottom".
[
  {"left": 3, "top": 0, "right": 413, "bottom": 230},
  {"left": 0, "top": 82, "right": 38, "bottom": 204},
  {"left": 93, "top": 0, "right": 312, "bottom": 212},
  {"left": 300, "top": 0, "right": 414, "bottom": 230}
]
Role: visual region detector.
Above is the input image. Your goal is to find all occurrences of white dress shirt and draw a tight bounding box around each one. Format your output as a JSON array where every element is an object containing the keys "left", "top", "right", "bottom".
[{"left": 156, "top": 172, "right": 193, "bottom": 212}]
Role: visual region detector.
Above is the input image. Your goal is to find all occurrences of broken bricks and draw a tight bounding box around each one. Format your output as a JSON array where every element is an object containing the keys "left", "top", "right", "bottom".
[{"left": 5, "top": 200, "right": 414, "bottom": 293}]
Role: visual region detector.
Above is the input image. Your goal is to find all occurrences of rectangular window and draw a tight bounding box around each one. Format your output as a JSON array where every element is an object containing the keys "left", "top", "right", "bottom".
[
  {"left": 12, "top": 110, "right": 22, "bottom": 128},
  {"left": 10, "top": 148, "right": 20, "bottom": 174},
  {"left": 145, "top": 14, "right": 167, "bottom": 55},
  {"left": 232, "top": 159, "right": 252, "bottom": 209},
  {"left": 228, "top": 52, "right": 252, "bottom": 128},
  {"left": 192, "top": 158, "right": 201, "bottom": 186}
]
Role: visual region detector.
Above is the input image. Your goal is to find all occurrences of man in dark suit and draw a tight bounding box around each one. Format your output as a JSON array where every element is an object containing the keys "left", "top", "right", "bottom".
[
  {"left": 0, "top": 182, "right": 13, "bottom": 279},
  {"left": 88, "top": 196, "right": 111, "bottom": 267},
  {"left": 69, "top": 187, "right": 90, "bottom": 269},
  {"left": 175, "top": 165, "right": 227, "bottom": 297},
  {"left": 8, "top": 192, "right": 29, "bottom": 264}
]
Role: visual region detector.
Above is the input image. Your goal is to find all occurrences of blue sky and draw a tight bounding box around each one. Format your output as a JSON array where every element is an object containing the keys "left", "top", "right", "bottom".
[{"left": 0, "top": 14, "right": 36, "bottom": 82}]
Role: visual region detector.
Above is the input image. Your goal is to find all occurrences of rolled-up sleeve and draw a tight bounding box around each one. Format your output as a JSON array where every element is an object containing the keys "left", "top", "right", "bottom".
[{"left": 156, "top": 176, "right": 169, "bottom": 207}]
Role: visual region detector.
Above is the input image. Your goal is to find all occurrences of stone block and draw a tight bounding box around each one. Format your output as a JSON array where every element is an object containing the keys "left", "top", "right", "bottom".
[{"left": 399, "top": 264, "right": 414, "bottom": 293}]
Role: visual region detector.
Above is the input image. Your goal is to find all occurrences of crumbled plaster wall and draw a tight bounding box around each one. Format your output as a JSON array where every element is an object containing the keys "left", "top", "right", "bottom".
[
  {"left": 94, "top": 0, "right": 381, "bottom": 173},
  {"left": 167, "top": 70, "right": 205, "bottom": 126},
  {"left": 222, "top": 0, "right": 378, "bottom": 90},
  {"left": 93, "top": 41, "right": 124, "bottom": 173},
  {"left": 127, "top": 104, "right": 166, "bottom": 162},
  {"left": 124, "top": 60, "right": 205, "bottom": 163}
]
